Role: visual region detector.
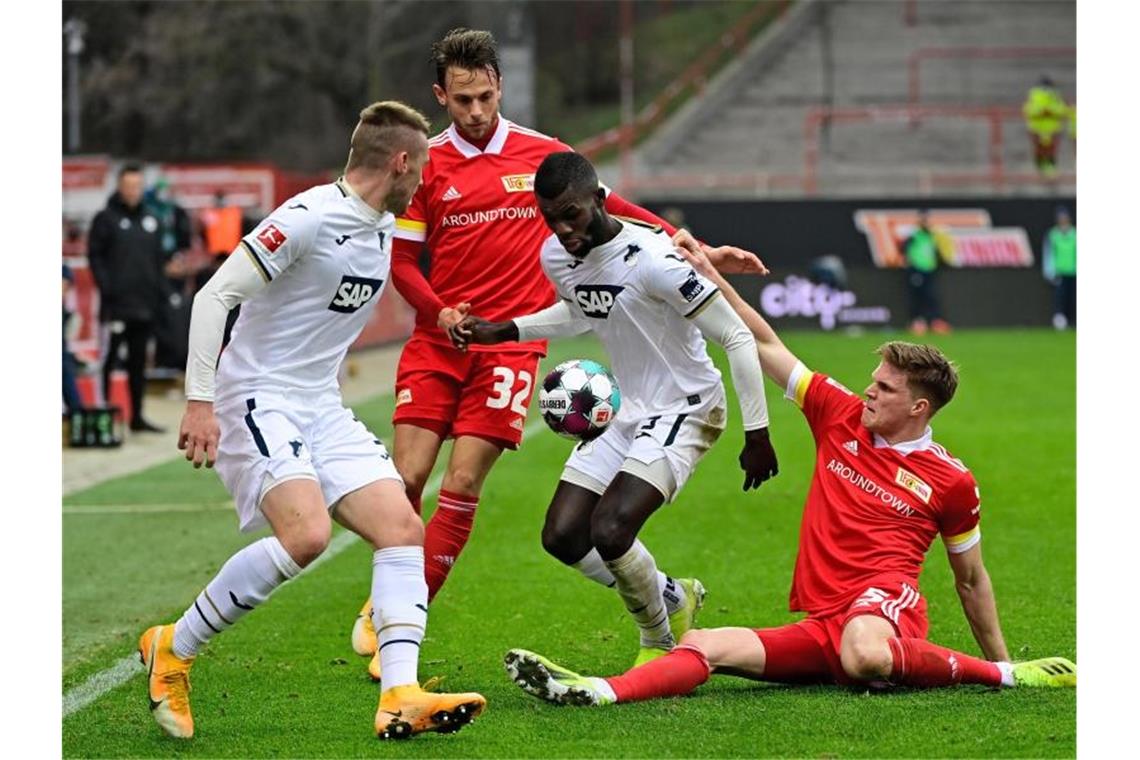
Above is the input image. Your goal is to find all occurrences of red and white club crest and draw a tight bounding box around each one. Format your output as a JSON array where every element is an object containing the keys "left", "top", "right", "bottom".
[{"left": 256, "top": 224, "right": 287, "bottom": 253}]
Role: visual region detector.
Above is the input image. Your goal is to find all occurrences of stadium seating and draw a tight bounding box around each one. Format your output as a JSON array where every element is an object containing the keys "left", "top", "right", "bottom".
[{"left": 630, "top": 0, "right": 1075, "bottom": 197}]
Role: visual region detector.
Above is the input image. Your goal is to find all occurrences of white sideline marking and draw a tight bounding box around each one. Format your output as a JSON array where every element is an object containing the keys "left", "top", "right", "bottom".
[
  {"left": 64, "top": 503, "right": 234, "bottom": 515},
  {"left": 62, "top": 419, "right": 548, "bottom": 718}
]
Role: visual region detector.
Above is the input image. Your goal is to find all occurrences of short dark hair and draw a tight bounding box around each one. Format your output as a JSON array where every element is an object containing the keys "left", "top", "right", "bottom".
[
  {"left": 119, "top": 163, "right": 142, "bottom": 178},
  {"left": 877, "top": 341, "right": 959, "bottom": 415},
  {"left": 535, "top": 152, "right": 598, "bottom": 200},
  {"left": 432, "top": 28, "right": 500, "bottom": 88}
]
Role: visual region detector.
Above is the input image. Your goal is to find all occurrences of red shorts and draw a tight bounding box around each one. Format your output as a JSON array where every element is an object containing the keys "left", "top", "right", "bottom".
[
  {"left": 754, "top": 579, "right": 929, "bottom": 686},
  {"left": 392, "top": 337, "right": 543, "bottom": 449}
]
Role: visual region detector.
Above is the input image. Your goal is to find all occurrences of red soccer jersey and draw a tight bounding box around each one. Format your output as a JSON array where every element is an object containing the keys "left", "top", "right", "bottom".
[
  {"left": 393, "top": 118, "right": 569, "bottom": 354},
  {"left": 785, "top": 365, "right": 981, "bottom": 618}
]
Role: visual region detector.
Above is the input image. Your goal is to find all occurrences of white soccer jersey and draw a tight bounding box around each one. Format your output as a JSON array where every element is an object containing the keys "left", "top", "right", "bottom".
[
  {"left": 216, "top": 179, "right": 395, "bottom": 400},
  {"left": 539, "top": 219, "right": 724, "bottom": 421}
]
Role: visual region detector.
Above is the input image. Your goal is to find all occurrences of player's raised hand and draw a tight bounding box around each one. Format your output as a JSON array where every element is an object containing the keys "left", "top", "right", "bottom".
[
  {"left": 178, "top": 399, "right": 220, "bottom": 469},
  {"left": 671, "top": 229, "right": 769, "bottom": 276},
  {"left": 739, "top": 427, "right": 779, "bottom": 491},
  {"left": 701, "top": 244, "right": 769, "bottom": 275}
]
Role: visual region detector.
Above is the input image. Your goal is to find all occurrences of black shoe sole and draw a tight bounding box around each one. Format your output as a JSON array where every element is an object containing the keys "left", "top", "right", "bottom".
[{"left": 376, "top": 700, "right": 483, "bottom": 740}]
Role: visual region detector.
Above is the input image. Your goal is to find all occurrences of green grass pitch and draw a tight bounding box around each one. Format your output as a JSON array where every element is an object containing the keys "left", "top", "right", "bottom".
[{"left": 62, "top": 329, "right": 1075, "bottom": 757}]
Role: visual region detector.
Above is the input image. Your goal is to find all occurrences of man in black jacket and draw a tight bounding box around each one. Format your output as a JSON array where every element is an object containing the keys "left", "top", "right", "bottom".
[{"left": 87, "top": 164, "right": 167, "bottom": 433}]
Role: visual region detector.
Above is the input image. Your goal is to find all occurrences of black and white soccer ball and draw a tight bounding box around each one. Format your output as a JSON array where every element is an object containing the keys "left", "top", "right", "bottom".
[{"left": 538, "top": 359, "right": 621, "bottom": 441}]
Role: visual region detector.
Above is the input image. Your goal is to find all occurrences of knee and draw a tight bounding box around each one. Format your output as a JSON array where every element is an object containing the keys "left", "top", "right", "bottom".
[
  {"left": 678, "top": 629, "right": 713, "bottom": 656},
  {"left": 443, "top": 465, "right": 482, "bottom": 497},
  {"left": 280, "top": 520, "right": 331, "bottom": 568},
  {"left": 590, "top": 509, "right": 636, "bottom": 559},
  {"left": 399, "top": 469, "right": 430, "bottom": 502},
  {"left": 541, "top": 518, "right": 583, "bottom": 565},
  {"left": 387, "top": 505, "right": 425, "bottom": 547},
  {"left": 839, "top": 636, "right": 892, "bottom": 682}
]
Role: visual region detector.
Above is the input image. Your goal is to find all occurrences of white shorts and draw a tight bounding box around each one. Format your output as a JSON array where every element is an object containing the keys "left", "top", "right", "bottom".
[
  {"left": 562, "top": 388, "right": 727, "bottom": 502},
  {"left": 214, "top": 391, "right": 402, "bottom": 532}
]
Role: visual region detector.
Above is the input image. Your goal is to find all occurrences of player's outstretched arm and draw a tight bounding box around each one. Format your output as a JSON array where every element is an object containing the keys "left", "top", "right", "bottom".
[
  {"left": 679, "top": 252, "right": 799, "bottom": 391},
  {"left": 672, "top": 229, "right": 769, "bottom": 276},
  {"left": 450, "top": 300, "right": 588, "bottom": 350},
  {"left": 180, "top": 248, "right": 269, "bottom": 468},
  {"left": 947, "top": 544, "right": 1011, "bottom": 662},
  {"left": 690, "top": 294, "right": 778, "bottom": 489}
]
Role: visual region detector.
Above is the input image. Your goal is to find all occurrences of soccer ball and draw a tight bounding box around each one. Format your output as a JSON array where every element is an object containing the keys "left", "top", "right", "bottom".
[{"left": 538, "top": 359, "right": 621, "bottom": 441}]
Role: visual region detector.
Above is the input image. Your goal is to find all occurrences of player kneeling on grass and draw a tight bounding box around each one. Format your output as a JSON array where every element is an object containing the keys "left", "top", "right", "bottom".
[
  {"left": 138, "top": 101, "right": 485, "bottom": 741},
  {"left": 503, "top": 254, "right": 1075, "bottom": 705},
  {"left": 450, "top": 151, "right": 779, "bottom": 667}
]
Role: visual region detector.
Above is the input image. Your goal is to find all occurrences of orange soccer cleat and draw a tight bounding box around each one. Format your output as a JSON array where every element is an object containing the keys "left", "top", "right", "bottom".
[
  {"left": 138, "top": 625, "right": 195, "bottom": 739},
  {"left": 351, "top": 597, "right": 377, "bottom": 657},
  {"left": 375, "top": 683, "right": 486, "bottom": 739}
]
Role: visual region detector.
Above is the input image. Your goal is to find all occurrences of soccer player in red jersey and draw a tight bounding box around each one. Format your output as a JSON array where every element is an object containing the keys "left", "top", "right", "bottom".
[
  {"left": 351, "top": 28, "right": 765, "bottom": 677},
  {"left": 504, "top": 252, "right": 1075, "bottom": 704}
]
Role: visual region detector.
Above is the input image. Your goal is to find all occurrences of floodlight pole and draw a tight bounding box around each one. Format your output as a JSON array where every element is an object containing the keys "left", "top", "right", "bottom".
[{"left": 64, "top": 17, "right": 86, "bottom": 154}]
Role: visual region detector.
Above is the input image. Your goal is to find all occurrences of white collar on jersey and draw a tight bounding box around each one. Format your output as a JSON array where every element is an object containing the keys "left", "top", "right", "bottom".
[
  {"left": 336, "top": 176, "right": 384, "bottom": 224},
  {"left": 447, "top": 116, "right": 511, "bottom": 158},
  {"left": 873, "top": 425, "right": 933, "bottom": 455}
]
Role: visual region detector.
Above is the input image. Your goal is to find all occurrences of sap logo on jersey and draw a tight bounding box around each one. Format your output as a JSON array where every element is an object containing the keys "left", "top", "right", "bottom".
[
  {"left": 329, "top": 275, "right": 384, "bottom": 313},
  {"left": 574, "top": 285, "right": 624, "bottom": 318}
]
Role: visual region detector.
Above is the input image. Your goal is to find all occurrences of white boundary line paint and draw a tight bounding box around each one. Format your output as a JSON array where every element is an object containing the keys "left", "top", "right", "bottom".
[
  {"left": 64, "top": 503, "right": 235, "bottom": 515},
  {"left": 62, "top": 419, "right": 548, "bottom": 719}
]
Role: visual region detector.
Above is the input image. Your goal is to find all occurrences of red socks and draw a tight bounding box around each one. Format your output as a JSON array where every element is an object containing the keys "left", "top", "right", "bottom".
[
  {"left": 423, "top": 489, "right": 477, "bottom": 602},
  {"left": 887, "top": 638, "right": 1002, "bottom": 688},
  {"left": 605, "top": 645, "right": 711, "bottom": 703}
]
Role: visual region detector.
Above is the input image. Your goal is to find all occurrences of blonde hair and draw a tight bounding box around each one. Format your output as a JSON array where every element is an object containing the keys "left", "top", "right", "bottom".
[
  {"left": 345, "top": 101, "right": 431, "bottom": 172},
  {"left": 876, "top": 341, "right": 959, "bottom": 415}
]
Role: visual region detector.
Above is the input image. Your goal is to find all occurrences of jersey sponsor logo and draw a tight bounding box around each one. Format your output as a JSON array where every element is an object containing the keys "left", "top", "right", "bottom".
[
  {"left": 256, "top": 224, "right": 287, "bottom": 253},
  {"left": 679, "top": 271, "right": 705, "bottom": 302},
  {"left": 440, "top": 206, "right": 538, "bottom": 228},
  {"left": 844, "top": 439, "right": 859, "bottom": 456},
  {"left": 328, "top": 275, "right": 384, "bottom": 313},
  {"left": 574, "top": 285, "right": 624, "bottom": 318},
  {"left": 396, "top": 388, "right": 412, "bottom": 406},
  {"left": 500, "top": 174, "right": 535, "bottom": 193},
  {"left": 826, "top": 458, "right": 916, "bottom": 517},
  {"left": 441, "top": 186, "right": 462, "bottom": 201},
  {"left": 895, "top": 467, "right": 933, "bottom": 504}
]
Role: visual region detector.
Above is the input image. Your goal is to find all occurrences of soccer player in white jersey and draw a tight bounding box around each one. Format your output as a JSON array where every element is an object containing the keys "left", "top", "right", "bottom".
[
  {"left": 138, "top": 101, "right": 486, "bottom": 741},
  {"left": 451, "top": 151, "right": 780, "bottom": 665}
]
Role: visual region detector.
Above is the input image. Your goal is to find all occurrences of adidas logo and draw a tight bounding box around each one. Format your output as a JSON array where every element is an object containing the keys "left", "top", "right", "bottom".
[
  {"left": 510, "top": 417, "right": 525, "bottom": 431},
  {"left": 441, "top": 186, "right": 462, "bottom": 201},
  {"left": 843, "top": 439, "right": 859, "bottom": 455}
]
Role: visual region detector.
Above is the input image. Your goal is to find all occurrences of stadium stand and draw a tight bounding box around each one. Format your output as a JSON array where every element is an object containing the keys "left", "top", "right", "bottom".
[{"left": 623, "top": 0, "right": 1075, "bottom": 198}]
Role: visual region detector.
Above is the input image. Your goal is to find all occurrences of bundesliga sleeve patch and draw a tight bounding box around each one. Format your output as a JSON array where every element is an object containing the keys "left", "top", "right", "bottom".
[
  {"left": 679, "top": 270, "right": 705, "bottom": 303},
  {"left": 256, "top": 224, "right": 287, "bottom": 254}
]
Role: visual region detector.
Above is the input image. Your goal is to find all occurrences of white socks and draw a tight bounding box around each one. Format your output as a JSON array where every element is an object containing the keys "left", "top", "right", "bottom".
[
  {"left": 604, "top": 543, "right": 674, "bottom": 649},
  {"left": 997, "top": 661, "right": 1015, "bottom": 687},
  {"left": 172, "top": 537, "right": 301, "bottom": 660},
  {"left": 371, "top": 546, "right": 428, "bottom": 693},
  {"left": 573, "top": 542, "right": 684, "bottom": 615}
]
